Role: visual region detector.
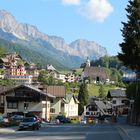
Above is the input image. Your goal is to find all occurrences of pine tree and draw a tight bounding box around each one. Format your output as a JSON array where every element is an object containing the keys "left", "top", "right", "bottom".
[
  {"left": 98, "top": 84, "right": 105, "bottom": 98},
  {"left": 118, "top": 0, "right": 140, "bottom": 124},
  {"left": 118, "top": 0, "right": 140, "bottom": 73},
  {"left": 78, "top": 82, "right": 89, "bottom": 115}
]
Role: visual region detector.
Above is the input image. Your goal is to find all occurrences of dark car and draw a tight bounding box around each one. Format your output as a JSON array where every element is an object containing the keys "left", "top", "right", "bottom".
[
  {"left": 56, "top": 115, "right": 71, "bottom": 123},
  {"left": 19, "top": 117, "right": 40, "bottom": 130},
  {"left": 10, "top": 115, "right": 24, "bottom": 121},
  {"left": 25, "top": 113, "right": 42, "bottom": 123}
]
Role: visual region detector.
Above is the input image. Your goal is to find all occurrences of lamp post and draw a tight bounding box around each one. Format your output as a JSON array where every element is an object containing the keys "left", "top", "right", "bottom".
[
  {"left": 24, "top": 102, "right": 28, "bottom": 116},
  {"left": 130, "top": 99, "right": 134, "bottom": 124}
]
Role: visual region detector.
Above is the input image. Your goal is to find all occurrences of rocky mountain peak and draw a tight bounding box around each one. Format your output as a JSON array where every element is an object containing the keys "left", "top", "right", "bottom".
[
  {"left": 0, "top": 9, "right": 108, "bottom": 68},
  {"left": 0, "top": 10, "right": 48, "bottom": 41}
]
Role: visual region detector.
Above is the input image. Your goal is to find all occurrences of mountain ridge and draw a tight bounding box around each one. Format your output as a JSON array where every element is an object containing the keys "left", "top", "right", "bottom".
[{"left": 0, "top": 9, "right": 108, "bottom": 69}]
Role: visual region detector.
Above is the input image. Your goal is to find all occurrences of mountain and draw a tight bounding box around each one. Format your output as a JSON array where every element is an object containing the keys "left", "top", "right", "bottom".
[{"left": 0, "top": 10, "right": 108, "bottom": 69}]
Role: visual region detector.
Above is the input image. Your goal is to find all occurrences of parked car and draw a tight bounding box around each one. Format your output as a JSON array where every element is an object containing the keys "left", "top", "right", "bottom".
[
  {"left": 55, "top": 115, "right": 71, "bottom": 123},
  {"left": 0, "top": 115, "right": 4, "bottom": 122},
  {"left": 10, "top": 115, "right": 24, "bottom": 121},
  {"left": 19, "top": 117, "right": 40, "bottom": 130},
  {"left": 25, "top": 113, "right": 42, "bottom": 123},
  {"left": 80, "top": 118, "right": 87, "bottom": 124}
]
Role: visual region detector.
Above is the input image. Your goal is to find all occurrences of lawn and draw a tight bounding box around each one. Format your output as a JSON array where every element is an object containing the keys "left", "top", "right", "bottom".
[{"left": 87, "top": 84, "right": 118, "bottom": 97}]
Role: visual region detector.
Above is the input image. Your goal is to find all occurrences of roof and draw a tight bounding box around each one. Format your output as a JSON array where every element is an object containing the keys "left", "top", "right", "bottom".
[
  {"left": 0, "top": 85, "right": 16, "bottom": 95},
  {"left": 25, "top": 85, "right": 55, "bottom": 98},
  {"left": 63, "top": 94, "right": 79, "bottom": 104},
  {"left": 0, "top": 85, "right": 55, "bottom": 98},
  {"left": 83, "top": 66, "right": 108, "bottom": 80},
  {"left": 87, "top": 100, "right": 111, "bottom": 115},
  {"left": 45, "top": 85, "right": 66, "bottom": 97},
  {"left": 107, "top": 89, "right": 126, "bottom": 98},
  {"left": 47, "top": 64, "right": 56, "bottom": 71},
  {"left": 95, "top": 101, "right": 111, "bottom": 110},
  {"left": 0, "top": 58, "right": 9, "bottom": 63}
]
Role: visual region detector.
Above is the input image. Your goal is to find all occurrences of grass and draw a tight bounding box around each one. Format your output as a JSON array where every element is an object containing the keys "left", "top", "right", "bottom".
[{"left": 87, "top": 84, "right": 118, "bottom": 97}]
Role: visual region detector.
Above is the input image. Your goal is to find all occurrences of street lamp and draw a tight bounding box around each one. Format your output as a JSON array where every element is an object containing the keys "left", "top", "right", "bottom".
[{"left": 130, "top": 99, "right": 134, "bottom": 124}]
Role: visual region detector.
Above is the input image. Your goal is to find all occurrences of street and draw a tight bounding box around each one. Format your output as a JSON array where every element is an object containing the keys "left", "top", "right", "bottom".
[{"left": 0, "top": 123, "right": 127, "bottom": 140}]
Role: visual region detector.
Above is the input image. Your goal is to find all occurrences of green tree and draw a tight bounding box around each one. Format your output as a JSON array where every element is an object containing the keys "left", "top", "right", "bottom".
[
  {"left": 78, "top": 82, "right": 89, "bottom": 115},
  {"left": 38, "top": 70, "right": 55, "bottom": 85},
  {"left": 46, "top": 75, "right": 56, "bottom": 85},
  {"left": 118, "top": 0, "right": 140, "bottom": 73},
  {"left": 0, "top": 79, "right": 15, "bottom": 86},
  {"left": 0, "top": 45, "right": 6, "bottom": 57},
  {"left": 118, "top": 0, "right": 140, "bottom": 124},
  {"left": 98, "top": 84, "right": 105, "bottom": 98}
]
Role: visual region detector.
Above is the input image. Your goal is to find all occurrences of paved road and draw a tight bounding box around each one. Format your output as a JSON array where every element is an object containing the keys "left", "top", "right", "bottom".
[{"left": 0, "top": 123, "right": 127, "bottom": 140}]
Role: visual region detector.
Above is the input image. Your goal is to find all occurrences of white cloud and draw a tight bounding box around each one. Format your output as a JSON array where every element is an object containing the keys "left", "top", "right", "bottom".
[
  {"left": 62, "top": 0, "right": 80, "bottom": 5},
  {"left": 79, "top": 0, "right": 114, "bottom": 22}
]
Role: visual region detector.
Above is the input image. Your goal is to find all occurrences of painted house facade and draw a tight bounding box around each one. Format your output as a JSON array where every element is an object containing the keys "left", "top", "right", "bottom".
[
  {"left": 63, "top": 94, "right": 79, "bottom": 117},
  {"left": 43, "top": 86, "right": 79, "bottom": 118},
  {"left": 44, "top": 85, "right": 66, "bottom": 117}
]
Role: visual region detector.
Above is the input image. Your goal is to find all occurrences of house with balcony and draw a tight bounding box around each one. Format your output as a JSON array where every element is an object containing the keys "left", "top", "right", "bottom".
[
  {"left": 0, "top": 85, "right": 55, "bottom": 121},
  {"left": 107, "top": 89, "right": 129, "bottom": 115}
]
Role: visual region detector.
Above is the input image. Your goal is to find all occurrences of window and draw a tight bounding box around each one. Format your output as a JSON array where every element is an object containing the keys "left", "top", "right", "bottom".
[
  {"left": 50, "top": 108, "right": 55, "bottom": 113},
  {"left": 50, "top": 99, "right": 54, "bottom": 103},
  {"left": 61, "top": 103, "right": 64, "bottom": 108},
  {"left": 86, "top": 112, "right": 90, "bottom": 115},
  {"left": 7, "top": 102, "right": 18, "bottom": 109},
  {"left": 112, "top": 100, "right": 116, "bottom": 104},
  {"left": 42, "top": 104, "right": 46, "bottom": 108}
]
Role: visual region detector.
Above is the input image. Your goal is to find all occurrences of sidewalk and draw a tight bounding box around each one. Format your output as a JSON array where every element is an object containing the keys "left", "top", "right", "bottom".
[
  {"left": 0, "top": 126, "right": 18, "bottom": 134},
  {"left": 117, "top": 124, "right": 140, "bottom": 140},
  {"left": 116, "top": 116, "right": 140, "bottom": 140}
]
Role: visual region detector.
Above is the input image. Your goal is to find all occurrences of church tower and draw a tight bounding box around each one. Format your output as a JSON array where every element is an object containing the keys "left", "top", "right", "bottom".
[{"left": 86, "top": 57, "right": 90, "bottom": 67}]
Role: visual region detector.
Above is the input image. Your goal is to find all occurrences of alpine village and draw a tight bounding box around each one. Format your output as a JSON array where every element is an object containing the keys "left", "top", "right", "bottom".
[{"left": 0, "top": 0, "right": 140, "bottom": 140}]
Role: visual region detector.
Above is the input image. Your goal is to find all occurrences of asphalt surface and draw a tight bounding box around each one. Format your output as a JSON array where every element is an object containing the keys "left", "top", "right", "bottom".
[{"left": 0, "top": 123, "right": 128, "bottom": 140}]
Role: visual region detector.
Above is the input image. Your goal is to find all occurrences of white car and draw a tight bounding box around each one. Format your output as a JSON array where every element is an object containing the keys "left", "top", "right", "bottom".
[{"left": 80, "top": 118, "right": 87, "bottom": 124}]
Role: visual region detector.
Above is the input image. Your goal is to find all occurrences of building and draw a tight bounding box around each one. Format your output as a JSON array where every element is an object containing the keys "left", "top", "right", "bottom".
[
  {"left": 0, "top": 52, "right": 36, "bottom": 85},
  {"left": 107, "top": 89, "right": 128, "bottom": 108},
  {"left": 0, "top": 52, "right": 23, "bottom": 69},
  {"left": 5, "top": 75, "right": 33, "bottom": 85},
  {"left": 122, "top": 67, "right": 137, "bottom": 82},
  {"left": 65, "top": 73, "right": 75, "bottom": 83},
  {"left": 44, "top": 85, "right": 66, "bottom": 117},
  {"left": 0, "top": 85, "right": 55, "bottom": 121},
  {"left": 43, "top": 86, "right": 79, "bottom": 118},
  {"left": 82, "top": 66, "right": 109, "bottom": 83},
  {"left": 85, "top": 97, "right": 111, "bottom": 117},
  {"left": 63, "top": 94, "right": 79, "bottom": 117}
]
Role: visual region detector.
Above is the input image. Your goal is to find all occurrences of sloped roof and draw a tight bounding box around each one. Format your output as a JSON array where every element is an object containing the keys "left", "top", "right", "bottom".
[
  {"left": 87, "top": 100, "right": 111, "bottom": 115},
  {"left": 45, "top": 86, "right": 66, "bottom": 97},
  {"left": 0, "top": 58, "right": 9, "bottom": 63},
  {"left": 0, "top": 85, "right": 55, "bottom": 98},
  {"left": 47, "top": 64, "right": 56, "bottom": 71},
  {"left": 63, "top": 94, "right": 79, "bottom": 104},
  {"left": 83, "top": 66, "right": 108, "bottom": 80},
  {"left": 107, "top": 89, "right": 126, "bottom": 98},
  {"left": 0, "top": 85, "right": 16, "bottom": 94}
]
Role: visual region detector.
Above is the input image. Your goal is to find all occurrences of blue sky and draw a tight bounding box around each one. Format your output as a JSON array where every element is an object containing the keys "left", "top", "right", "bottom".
[{"left": 0, "top": 0, "right": 128, "bottom": 55}]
